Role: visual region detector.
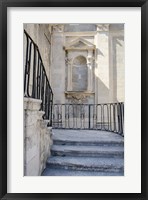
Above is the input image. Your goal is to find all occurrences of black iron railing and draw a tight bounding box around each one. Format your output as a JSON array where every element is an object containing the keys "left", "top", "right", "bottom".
[
  {"left": 24, "top": 30, "right": 53, "bottom": 125},
  {"left": 52, "top": 103, "right": 124, "bottom": 135}
]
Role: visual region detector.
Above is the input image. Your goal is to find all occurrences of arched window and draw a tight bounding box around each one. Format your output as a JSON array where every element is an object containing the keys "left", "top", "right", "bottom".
[{"left": 72, "top": 56, "right": 88, "bottom": 91}]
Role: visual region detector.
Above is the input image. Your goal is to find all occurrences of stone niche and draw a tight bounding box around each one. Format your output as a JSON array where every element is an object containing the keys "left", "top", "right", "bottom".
[{"left": 64, "top": 37, "right": 96, "bottom": 104}]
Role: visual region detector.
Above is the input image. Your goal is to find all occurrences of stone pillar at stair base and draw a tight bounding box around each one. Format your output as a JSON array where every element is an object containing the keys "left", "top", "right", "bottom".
[{"left": 24, "top": 97, "right": 52, "bottom": 176}]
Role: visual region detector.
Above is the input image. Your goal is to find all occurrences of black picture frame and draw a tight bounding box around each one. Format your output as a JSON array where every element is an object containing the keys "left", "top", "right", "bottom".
[{"left": 0, "top": 0, "right": 147, "bottom": 199}]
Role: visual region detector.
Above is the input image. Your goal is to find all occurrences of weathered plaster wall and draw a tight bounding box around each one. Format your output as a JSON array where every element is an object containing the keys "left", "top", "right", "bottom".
[{"left": 24, "top": 98, "right": 52, "bottom": 176}]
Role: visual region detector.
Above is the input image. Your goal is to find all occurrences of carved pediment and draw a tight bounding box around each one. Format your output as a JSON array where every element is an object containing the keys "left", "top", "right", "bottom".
[
  {"left": 65, "top": 38, "right": 95, "bottom": 50},
  {"left": 73, "top": 41, "right": 86, "bottom": 48}
]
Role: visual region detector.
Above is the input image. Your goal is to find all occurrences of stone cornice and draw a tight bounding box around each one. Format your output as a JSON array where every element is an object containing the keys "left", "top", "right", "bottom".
[{"left": 64, "top": 31, "right": 97, "bottom": 36}]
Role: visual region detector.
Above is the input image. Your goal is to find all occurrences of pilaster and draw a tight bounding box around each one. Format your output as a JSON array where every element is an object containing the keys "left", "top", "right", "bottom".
[{"left": 51, "top": 24, "right": 65, "bottom": 104}]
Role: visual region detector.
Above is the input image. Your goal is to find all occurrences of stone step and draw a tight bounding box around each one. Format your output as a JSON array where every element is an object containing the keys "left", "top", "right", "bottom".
[
  {"left": 53, "top": 139, "right": 124, "bottom": 147},
  {"left": 51, "top": 145, "right": 124, "bottom": 158},
  {"left": 52, "top": 130, "right": 124, "bottom": 146},
  {"left": 46, "top": 156, "right": 124, "bottom": 173},
  {"left": 42, "top": 167, "right": 124, "bottom": 176},
  {"left": 52, "top": 129, "right": 124, "bottom": 146}
]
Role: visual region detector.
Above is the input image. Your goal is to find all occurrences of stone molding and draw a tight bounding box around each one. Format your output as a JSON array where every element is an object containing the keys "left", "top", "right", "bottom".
[
  {"left": 65, "top": 38, "right": 95, "bottom": 92},
  {"left": 64, "top": 37, "right": 95, "bottom": 51},
  {"left": 24, "top": 97, "right": 42, "bottom": 111},
  {"left": 67, "top": 57, "right": 94, "bottom": 92},
  {"left": 64, "top": 32, "right": 96, "bottom": 36}
]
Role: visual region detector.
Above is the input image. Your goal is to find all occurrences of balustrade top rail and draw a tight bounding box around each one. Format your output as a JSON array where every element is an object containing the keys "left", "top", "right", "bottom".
[{"left": 24, "top": 30, "right": 53, "bottom": 125}]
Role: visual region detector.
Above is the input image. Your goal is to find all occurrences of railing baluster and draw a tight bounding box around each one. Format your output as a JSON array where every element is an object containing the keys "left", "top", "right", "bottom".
[
  {"left": 26, "top": 41, "right": 32, "bottom": 97},
  {"left": 52, "top": 103, "right": 124, "bottom": 135},
  {"left": 24, "top": 35, "right": 29, "bottom": 96}
]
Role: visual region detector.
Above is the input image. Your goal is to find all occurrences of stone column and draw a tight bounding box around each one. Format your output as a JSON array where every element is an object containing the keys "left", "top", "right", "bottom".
[{"left": 51, "top": 25, "right": 66, "bottom": 104}]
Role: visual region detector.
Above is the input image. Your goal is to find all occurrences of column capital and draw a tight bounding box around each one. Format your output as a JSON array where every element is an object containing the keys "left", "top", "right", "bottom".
[
  {"left": 97, "top": 24, "right": 109, "bottom": 32},
  {"left": 52, "top": 24, "right": 64, "bottom": 33}
]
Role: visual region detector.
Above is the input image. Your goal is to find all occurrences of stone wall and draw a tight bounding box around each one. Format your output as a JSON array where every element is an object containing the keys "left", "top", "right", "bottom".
[
  {"left": 24, "top": 97, "right": 52, "bottom": 176},
  {"left": 95, "top": 24, "right": 110, "bottom": 104},
  {"left": 50, "top": 23, "right": 124, "bottom": 105},
  {"left": 24, "top": 23, "right": 124, "bottom": 105},
  {"left": 24, "top": 24, "right": 51, "bottom": 81}
]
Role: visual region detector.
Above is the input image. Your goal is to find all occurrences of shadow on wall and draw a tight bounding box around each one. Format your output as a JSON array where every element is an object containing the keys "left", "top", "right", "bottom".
[
  {"left": 95, "top": 77, "right": 110, "bottom": 103},
  {"left": 112, "top": 36, "right": 124, "bottom": 102},
  {"left": 94, "top": 36, "right": 124, "bottom": 103},
  {"left": 96, "top": 48, "right": 104, "bottom": 57}
]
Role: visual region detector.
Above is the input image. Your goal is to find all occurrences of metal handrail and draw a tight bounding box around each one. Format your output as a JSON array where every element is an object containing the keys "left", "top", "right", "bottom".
[
  {"left": 52, "top": 103, "right": 124, "bottom": 135},
  {"left": 24, "top": 30, "right": 53, "bottom": 125}
]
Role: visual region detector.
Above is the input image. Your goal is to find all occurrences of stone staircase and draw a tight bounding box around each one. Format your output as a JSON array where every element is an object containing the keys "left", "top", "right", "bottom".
[{"left": 42, "top": 129, "right": 124, "bottom": 176}]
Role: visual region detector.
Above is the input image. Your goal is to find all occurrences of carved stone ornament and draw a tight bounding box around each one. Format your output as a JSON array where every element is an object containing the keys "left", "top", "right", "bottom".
[
  {"left": 87, "top": 57, "right": 94, "bottom": 63},
  {"left": 67, "top": 93, "right": 87, "bottom": 104},
  {"left": 52, "top": 24, "right": 64, "bottom": 32},
  {"left": 67, "top": 92, "right": 89, "bottom": 104},
  {"left": 97, "top": 24, "right": 109, "bottom": 32},
  {"left": 65, "top": 57, "right": 73, "bottom": 65}
]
